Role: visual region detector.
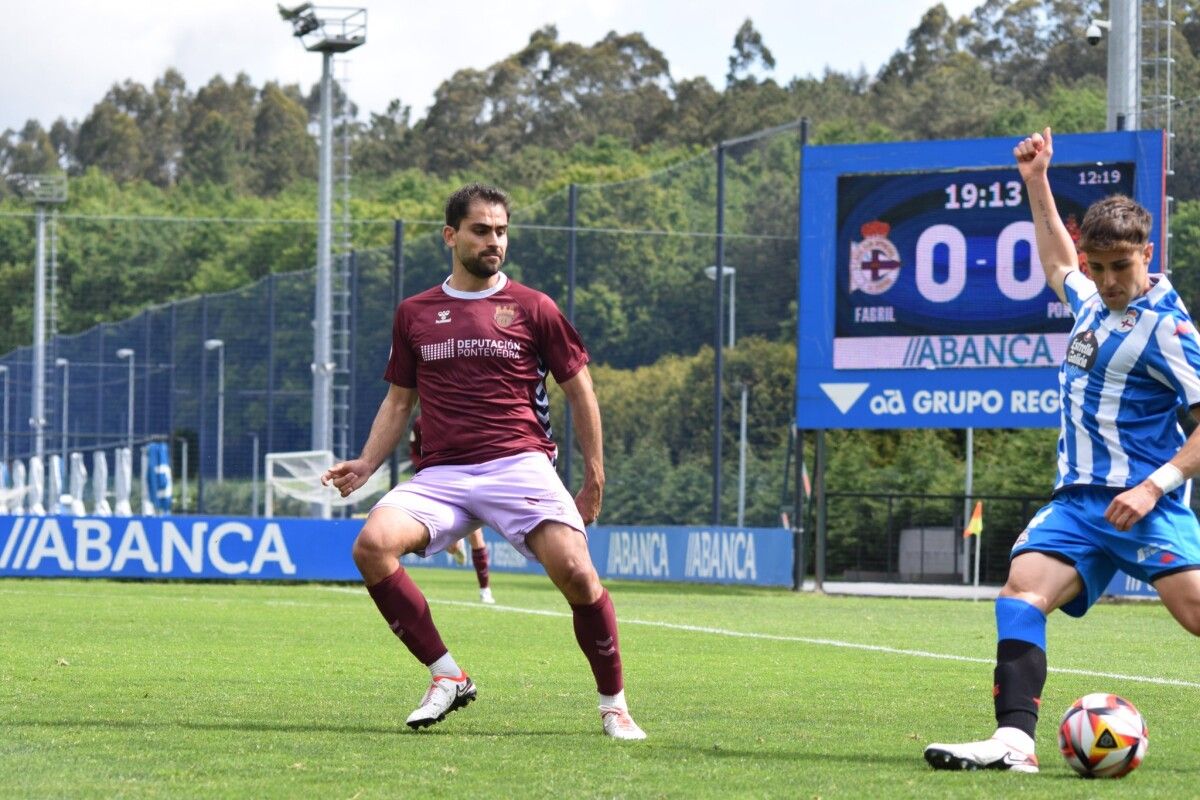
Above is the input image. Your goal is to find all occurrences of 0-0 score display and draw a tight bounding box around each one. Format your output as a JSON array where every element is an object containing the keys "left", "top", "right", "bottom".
[{"left": 834, "top": 162, "right": 1135, "bottom": 371}]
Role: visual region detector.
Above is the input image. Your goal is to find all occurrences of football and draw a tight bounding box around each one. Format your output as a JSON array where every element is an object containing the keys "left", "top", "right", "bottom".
[{"left": 1058, "top": 693, "right": 1148, "bottom": 778}]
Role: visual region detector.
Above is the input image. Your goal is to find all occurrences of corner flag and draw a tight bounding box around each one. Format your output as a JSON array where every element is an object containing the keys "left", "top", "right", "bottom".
[{"left": 963, "top": 501, "right": 983, "bottom": 538}]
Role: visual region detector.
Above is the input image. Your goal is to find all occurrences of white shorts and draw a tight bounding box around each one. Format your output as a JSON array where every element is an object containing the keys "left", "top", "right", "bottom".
[{"left": 371, "top": 451, "right": 586, "bottom": 560}]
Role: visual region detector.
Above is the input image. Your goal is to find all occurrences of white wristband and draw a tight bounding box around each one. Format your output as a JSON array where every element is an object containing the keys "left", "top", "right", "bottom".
[{"left": 1148, "top": 463, "right": 1185, "bottom": 494}]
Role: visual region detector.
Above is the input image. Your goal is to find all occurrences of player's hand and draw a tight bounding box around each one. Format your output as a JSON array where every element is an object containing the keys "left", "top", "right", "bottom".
[
  {"left": 1014, "top": 126, "right": 1053, "bottom": 183},
  {"left": 321, "top": 458, "right": 372, "bottom": 498},
  {"left": 1105, "top": 482, "right": 1161, "bottom": 532},
  {"left": 574, "top": 481, "right": 603, "bottom": 526}
]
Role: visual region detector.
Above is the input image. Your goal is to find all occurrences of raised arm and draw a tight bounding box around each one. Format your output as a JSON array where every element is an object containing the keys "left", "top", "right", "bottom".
[
  {"left": 321, "top": 383, "right": 416, "bottom": 497},
  {"left": 558, "top": 365, "right": 604, "bottom": 524},
  {"left": 1014, "top": 127, "right": 1077, "bottom": 304}
]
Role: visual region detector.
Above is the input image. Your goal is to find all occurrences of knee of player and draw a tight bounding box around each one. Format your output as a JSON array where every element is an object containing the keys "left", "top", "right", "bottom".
[
  {"left": 559, "top": 561, "right": 601, "bottom": 597},
  {"left": 352, "top": 525, "right": 392, "bottom": 565}
]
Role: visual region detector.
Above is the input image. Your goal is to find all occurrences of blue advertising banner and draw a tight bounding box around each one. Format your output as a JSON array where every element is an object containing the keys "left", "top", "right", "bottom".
[
  {"left": 0, "top": 515, "right": 795, "bottom": 588},
  {"left": 797, "top": 130, "right": 1166, "bottom": 429}
]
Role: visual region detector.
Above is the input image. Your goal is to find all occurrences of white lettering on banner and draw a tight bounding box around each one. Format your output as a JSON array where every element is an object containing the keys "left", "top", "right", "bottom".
[
  {"left": 25, "top": 519, "right": 73, "bottom": 570},
  {"left": 1010, "top": 389, "right": 1060, "bottom": 414},
  {"left": 112, "top": 521, "right": 158, "bottom": 572},
  {"left": 869, "top": 389, "right": 907, "bottom": 415},
  {"left": 605, "top": 531, "right": 670, "bottom": 577},
  {"left": 913, "top": 390, "right": 1004, "bottom": 415},
  {"left": 76, "top": 519, "right": 112, "bottom": 571},
  {"left": 684, "top": 532, "right": 756, "bottom": 580},
  {"left": 0, "top": 517, "right": 297, "bottom": 576},
  {"left": 163, "top": 521, "right": 205, "bottom": 573}
]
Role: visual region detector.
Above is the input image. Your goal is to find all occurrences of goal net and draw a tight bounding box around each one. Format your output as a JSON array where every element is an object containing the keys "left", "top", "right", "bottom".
[{"left": 264, "top": 450, "right": 397, "bottom": 518}]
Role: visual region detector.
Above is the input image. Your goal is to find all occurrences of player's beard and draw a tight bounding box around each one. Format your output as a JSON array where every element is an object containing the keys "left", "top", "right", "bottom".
[{"left": 460, "top": 247, "right": 504, "bottom": 279}]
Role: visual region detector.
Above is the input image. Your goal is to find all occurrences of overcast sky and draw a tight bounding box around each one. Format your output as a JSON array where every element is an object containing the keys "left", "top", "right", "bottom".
[{"left": 5, "top": 0, "right": 983, "bottom": 133}]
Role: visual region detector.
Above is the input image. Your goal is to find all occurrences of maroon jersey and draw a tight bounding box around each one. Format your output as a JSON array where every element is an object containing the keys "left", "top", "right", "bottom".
[{"left": 385, "top": 274, "right": 588, "bottom": 468}]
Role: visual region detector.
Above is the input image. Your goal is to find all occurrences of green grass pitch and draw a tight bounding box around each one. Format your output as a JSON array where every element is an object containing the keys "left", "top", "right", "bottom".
[{"left": 3, "top": 570, "right": 1198, "bottom": 798}]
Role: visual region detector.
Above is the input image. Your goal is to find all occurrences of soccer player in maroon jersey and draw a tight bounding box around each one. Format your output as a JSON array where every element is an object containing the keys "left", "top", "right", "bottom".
[
  {"left": 322, "top": 183, "right": 645, "bottom": 739},
  {"left": 410, "top": 415, "right": 495, "bottom": 604}
]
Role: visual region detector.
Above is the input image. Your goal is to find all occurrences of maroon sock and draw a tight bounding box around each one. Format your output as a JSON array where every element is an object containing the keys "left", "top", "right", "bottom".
[
  {"left": 471, "top": 546, "right": 490, "bottom": 589},
  {"left": 570, "top": 588, "right": 623, "bottom": 696},
  {"left": 366, "top": 567, "right": 448, "bottom": 666}
]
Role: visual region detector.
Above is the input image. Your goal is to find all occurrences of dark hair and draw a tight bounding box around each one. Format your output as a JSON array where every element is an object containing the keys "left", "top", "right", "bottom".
[
  {"left": 444, "top": 183, "right": 510, "bottom": 229},
  {"left": 1078, "top": 194, "right": 1151, "bottom": 252}
]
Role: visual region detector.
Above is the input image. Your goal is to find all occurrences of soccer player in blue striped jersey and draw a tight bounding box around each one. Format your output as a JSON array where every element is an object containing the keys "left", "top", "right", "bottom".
[{"left": 926, "top": 127, "right": 1200, "bottom": 773}]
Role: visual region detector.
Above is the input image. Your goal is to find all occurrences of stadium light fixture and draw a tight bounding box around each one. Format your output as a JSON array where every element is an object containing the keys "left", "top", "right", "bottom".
[
  {"left": 55, "top": 358, "right": 69, "bottom": 461},
  {"left": 279, "top": 5, "right": 366, "bottom": 471},
  {"left": 116, "top": 349, "right": 134, "bottom": 454},
  {"left": 205, "top": 339, "right": 226, "bottom": 483}
]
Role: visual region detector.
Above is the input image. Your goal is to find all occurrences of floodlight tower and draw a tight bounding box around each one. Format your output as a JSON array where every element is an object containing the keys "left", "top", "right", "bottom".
[
  {"left": 279, "top": 3, "right": 366, "bottom": 456},
  {"left": 9, "top": 173, "right": 67, "bottom": 464}
]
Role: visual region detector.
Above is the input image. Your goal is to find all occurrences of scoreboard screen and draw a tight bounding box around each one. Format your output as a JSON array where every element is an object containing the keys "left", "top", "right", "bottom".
[
  {"left": 796, "top": 131, "right": 1165, "bottom": 429},
  {"left": 834, "top": 164, "right": 1134, "bottom": 370}
]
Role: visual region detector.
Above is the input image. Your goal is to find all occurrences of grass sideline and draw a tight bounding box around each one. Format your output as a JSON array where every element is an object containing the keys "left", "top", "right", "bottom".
[{"left": 3, "top": 570, "right": 1199, "bottom": 799}]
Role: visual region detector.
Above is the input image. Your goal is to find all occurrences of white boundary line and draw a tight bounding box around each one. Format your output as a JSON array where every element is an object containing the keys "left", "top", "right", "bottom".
[{"left": 320, "top": 587, "right": 1200, "bottom": 690}]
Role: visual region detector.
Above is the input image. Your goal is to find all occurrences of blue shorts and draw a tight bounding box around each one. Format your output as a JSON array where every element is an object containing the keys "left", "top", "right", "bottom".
[{"left": 1011, "top": 485, "right": 1200, "bottom": 617}]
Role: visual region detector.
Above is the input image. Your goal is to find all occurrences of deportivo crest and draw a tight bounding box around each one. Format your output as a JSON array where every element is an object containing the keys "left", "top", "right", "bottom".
[
  {"left": 1117, "top": 308, "right": 1138, "bottom": 332},
  {"left": 493, "top": 303, "right": 517, "bottom": 327},
  {"left": 849, "top": 221, "right": 901, "bottom": 296}
]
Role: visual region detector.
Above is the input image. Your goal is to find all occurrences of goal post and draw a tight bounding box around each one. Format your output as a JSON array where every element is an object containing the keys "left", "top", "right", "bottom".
[{"left": 264, "top": 450, "right": 400, "bottom": 518}]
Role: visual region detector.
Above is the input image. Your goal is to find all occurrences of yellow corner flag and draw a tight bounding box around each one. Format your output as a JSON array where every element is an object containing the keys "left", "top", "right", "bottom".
[{"left": 963, "top": 501, "right": 983, "bottom": 538}]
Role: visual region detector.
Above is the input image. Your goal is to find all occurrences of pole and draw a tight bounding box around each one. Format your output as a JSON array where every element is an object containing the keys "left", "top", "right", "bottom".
[
  {"left": 728, "top": 269, "right": 736, "bottom": 348},
  {"left": 250, "top": 433, "right": 260, "bottom": 517},
  {"left": 60, "top": 361, "right": 68, "bottom": 459},
  {"left": 125, "top": 356, "right": 134, "bottom": 453},
  {"left": 177, "top": 437, "right": 189, "bottom": 512},
  {"left": 1107, "top": 0, "right": 1140, "bottom": 132},
  {"left": 390, "top": 219, "right": 403, "bottom": 487},
  {"left": 712, "top": 143, "right": 726, "bottom": 525},
  {"left": 737, "top": 382, "right": 747, "bottom": 527},
  {"left": 564, "top": 183, "right": 578, "bottom": 490},
  {"left": 215, "top": 344, "right": 225, "bottom": 483},
  {"left": 312, "top": 49, "right": 334, "bottom": 456},
  {"left": 0, "top": 366, "right": 8, "bottom": 464},
  {"left": 963, "top": 427, "right": 974, "bottom": 584},
  {"left": 814, "top": 429, "right": 826, "bottom": 592},
  {"left": 793, "top": 427, "right": 806, "bottom": 590},
  {"left": 33, "top": 205, "right": 47, "bottom": 463}
]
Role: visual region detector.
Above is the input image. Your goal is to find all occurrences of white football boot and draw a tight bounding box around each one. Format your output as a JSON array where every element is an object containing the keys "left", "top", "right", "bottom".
[
  {"left": 405, "top": 673, "right": 476, "bottom": 730},
  {"left": 479, "top": 586, "right": 496, "bottom": 604},
  {"left": 600, "top": 705, "right": 647, "bottom": 740},
  {"left": 447, "top": 540, "right": 467, "bottom": 566},
  {"left": 924, "top": 728, "right": 1038, "bottom": 773}
]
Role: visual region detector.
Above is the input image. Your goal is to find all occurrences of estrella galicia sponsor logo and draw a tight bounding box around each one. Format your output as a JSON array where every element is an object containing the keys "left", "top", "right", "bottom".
[
  {"left": 902, "top": 335, "right": 1056, "bottom": 368},
  {"left": 0, "top": 517, "right": 296, "bottom": 576},
  {"left": 605, "top": 530, "right": 669, "bottom": 577},
  {"left": 1066, "top": 329, "right": 1098, "bottom": 373},
  {"left": 684, "top": 531, "right": 756, "bottom": 580}
]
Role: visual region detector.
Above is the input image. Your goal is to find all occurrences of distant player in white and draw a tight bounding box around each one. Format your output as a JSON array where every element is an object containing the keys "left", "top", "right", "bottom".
[
  {"left": 926, "top": 128, "right": 1200, "bottom": 772},
  {"left": 322, "top": 183, "right": 645, "bottom": 740}
]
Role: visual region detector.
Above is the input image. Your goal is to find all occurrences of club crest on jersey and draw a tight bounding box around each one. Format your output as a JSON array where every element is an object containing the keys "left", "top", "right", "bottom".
[
  {"left": 1066, "top": 329, "right": 1098, "bottom": 372},
  {"left": 435, "top": 310, "right": 452, "bottom": 324},
  {"left": 849, "top": 221, "right": 901, "bottom": 296},
  {"left": 1118, "top": 309, "right": 1138, "bottom": 332},
  {"left": 493, "top": 304, "right": 517, "bottom": 327}
]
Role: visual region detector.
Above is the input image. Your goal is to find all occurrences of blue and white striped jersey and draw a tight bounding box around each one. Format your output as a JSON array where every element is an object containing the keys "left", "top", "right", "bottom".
[{"left": 1056, "top": 270, "right": 1200, "bottom": 491}]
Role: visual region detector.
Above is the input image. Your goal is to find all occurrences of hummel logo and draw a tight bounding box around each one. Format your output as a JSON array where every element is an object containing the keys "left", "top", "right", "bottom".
[
  {"left": 389, "top": 620, "right": 405, "bottom": 637},
  {"left": 596, "top": 636, "right": 616, "bottom": 656},
  {"left": 436, "top": 310, "right": 451, "bottom": 324}
]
